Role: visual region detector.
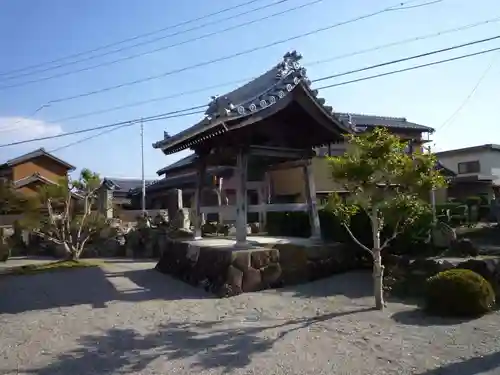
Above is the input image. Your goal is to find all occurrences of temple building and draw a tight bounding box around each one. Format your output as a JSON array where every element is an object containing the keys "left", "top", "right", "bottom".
[{"left": 151, "top": 51, "right": 350, "bottom": 245}]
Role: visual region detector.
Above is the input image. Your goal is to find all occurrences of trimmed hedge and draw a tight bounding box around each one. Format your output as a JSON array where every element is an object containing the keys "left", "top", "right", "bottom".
[
  {"left": 266, "top": 209, "right": 433, "bottom": 254},
  {"left": 425, "top": 269, "right": 495, "bottom": 317}
]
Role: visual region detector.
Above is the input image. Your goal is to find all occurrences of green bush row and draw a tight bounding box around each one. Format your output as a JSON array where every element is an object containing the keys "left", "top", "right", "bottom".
[{"left": 266, "top": 209, "right": 433, "bottom": 253}]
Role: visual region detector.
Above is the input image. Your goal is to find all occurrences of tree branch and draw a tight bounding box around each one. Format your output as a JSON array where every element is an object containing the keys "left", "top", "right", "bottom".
[
  {"left": 341, "top": 223, "right": 373, "bottom": 255},
  {"left": 33, "top": 230, "right": 64, "bottom": 245},
  {"left": 381, "top": 221, "right": 401, "bottom": 250}
]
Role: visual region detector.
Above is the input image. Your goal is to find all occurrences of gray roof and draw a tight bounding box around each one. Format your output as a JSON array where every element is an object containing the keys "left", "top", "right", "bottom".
[
  {"left": 335, "top": 113, "right": 433, "bottom": 132},
  {"left": 153, "top": 51, "right": 349, "bottom": 154},
  {"left": 146, "top": 166, "right": 232, "bottom": 193},
  {"left": 0, "top": 148, "right": 76, "bottom": 171},
  {"left": 436, "top": 144, "right": 500, "bottom": 156},
  {"left": 156, "top": 154, "right": 197, "bottom": 176},
  {"left": 13, "top": 173, "right": 56, "bottom": 188},
  {"left": 102, "top": 178, "right": 157, "bottom": 193}
]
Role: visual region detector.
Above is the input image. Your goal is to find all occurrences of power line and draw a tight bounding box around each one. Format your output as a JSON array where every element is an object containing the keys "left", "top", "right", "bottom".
[
  {"left": 437, "top": 53, "right": 499, "bottom": 131},
  {"left": 0, "top": 0, "right": 269, "bottom": 78},
  {"left": 312, "top": 35, "right": 500, "bottom": 83},
  {"left": 2, "top": 15, "right": 494, "bottom": 134},
  {"left": 4, "top": 41, "right": 498, "bottom": 151},
  {"left": 307, "top": 16, "right": 500, "bottom": 67},
  {"left": 315, "top": 45, "right": 500, "bottom": 91},
  {"left": 1, "top": 0, "right": 442, "bottom": 101},
  {"left": 0, "top": 107, "right": 205, "bottom": 148},
  {"left": 0, "top": 0, "right": 307, "bottom": 85}
]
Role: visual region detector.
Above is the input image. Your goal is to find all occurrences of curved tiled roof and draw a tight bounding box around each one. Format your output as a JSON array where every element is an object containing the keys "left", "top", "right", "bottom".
[{"left": 153, "top": 51, "right": 350, "bottom": 154}]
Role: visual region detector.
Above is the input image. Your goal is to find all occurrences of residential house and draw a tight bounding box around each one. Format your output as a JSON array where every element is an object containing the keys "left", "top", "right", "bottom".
[
  {"left": 0, "top": 148, "right": 75, "bottom": 197},
  {"left": 97, "top": 177, "right": 157, "bottom": 213},
  {"left": 269, "top": 113, "right": 434, "bottom": 203},
  {"left": 436, "top": 144, "right": 500, "bottom": 202}
]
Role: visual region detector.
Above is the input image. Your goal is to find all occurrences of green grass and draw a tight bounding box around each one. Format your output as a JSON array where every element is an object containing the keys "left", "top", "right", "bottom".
[{"left": 1, "top": 259, "right": 101, "bottom": 276}]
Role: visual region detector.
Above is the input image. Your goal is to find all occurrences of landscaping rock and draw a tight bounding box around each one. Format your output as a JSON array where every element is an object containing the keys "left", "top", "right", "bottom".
[
  {"left": 232, "top": 251, "right": 250, "bottom": 271},
  {"left": 456, "top": 258, "right": 500, "bottom": 297},
  {"left": 226, "top": 265, "right": 243, "bottom": 294},
  {"left": 408, "top": 258, "right": 455, "bottom": 277},
  {"left": 261, "top": 263, "right": 282, "bottom": 286},
  {"left": 449, "top": 238, "right": 480, "bottom": 257},
  {"left": 242, "top": 267, "right": 262, "bottom": 292}
]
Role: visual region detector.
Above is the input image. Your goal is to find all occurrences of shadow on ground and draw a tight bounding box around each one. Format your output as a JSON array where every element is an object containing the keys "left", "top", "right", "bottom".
[
  {"left": 0, "top": 266, "right": 211, "bottom": 315},
  {"left": 416, "top": 351, "right": 500, "bottom": 375},
  {"left": 287, "top": 270, "right": 373, "bottom": 299},
  {"left": 391, "top": 308, "right": 480, "bottom": 327},
  {"left": 20, "top": 307, "right": 373, "bottom": 375}
]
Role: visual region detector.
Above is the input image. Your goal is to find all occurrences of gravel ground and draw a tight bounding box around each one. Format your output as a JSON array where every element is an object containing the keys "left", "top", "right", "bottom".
[{"left": 0, "top": 259, "right": 499, "bottom": 375}]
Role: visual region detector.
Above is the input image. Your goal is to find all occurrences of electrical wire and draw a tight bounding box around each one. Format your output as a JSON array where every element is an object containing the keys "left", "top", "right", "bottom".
[
  {"left": 0, "top": 0, "right": 443, "bottom": 100},
  {"left": 315, "top": 45, "right": 500, "bottom": 91},
  {"left": 3, "top": 41, "right": 498, "bottom": 150},
  {"left": 2, "top": 15, "right": 494, "bottom": 134},
  {"left": 307, "top": 16, "right": 500, "bottom": 67},
  {"left": 0, "top": 0, "right": 270, "bottom": 78},
  {"left": 2, "top": 27, "right": 497, "bottom": 135},
  {"left": 0, "top": 0, "right": 312, "bottom": 86},
  {"left": 437, "top": 53, "right": 499, "bottom": 131},
  {"left": 0, "top": 107, "right": 206, "bottom": 148}
]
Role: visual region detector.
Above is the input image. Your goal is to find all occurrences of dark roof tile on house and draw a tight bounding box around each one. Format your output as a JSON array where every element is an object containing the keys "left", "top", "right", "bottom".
[
  {"left": 13, "top": 173, "right": 56, "bottom": 188},
  {"left": 0, "top": 148, "right": 76, "bottom": 171},
  {"left": 102, "top": 178, "right": 157, "bottom": 193},
  {"left": 153, "top": 51, "right": 350, "bottom": 154},
  {"left": 435, "top": 144, "right": 500, "bottom": 156},
  {"left": 156, "top": 154, "right": 197, "bottom": 176},
  {"left": 335, "top": 113, "right": 433, "bottom": 132}
]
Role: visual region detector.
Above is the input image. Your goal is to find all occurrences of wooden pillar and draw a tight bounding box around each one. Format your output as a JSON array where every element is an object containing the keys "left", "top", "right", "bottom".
[
  {"left": 193, "top": 159, "right": 206, "bottom": 240},
  {"left": 303, "top": 160, "right": 321, "bottom": 241},
  {"left": 235, "top": 149, "right": 248, "bottom": 246}
]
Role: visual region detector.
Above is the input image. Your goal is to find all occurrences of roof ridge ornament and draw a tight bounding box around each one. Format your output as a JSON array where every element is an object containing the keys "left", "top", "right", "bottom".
[{"left": 276, "top": 50, "right": 303, "bottom": 79}]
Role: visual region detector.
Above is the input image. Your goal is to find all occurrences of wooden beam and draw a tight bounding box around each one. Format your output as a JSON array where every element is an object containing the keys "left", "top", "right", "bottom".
[
  {"left": 303, "top": 162, "right": 322, "bottom": 241},
  {"left": 193, "top": 160, "right": 206, "bottom": 240},
  {"left": 248, "top": 145, "right": 311, "bottom": 159},
  {"left": 267, "top": 159, "right": 310, "bottom": 171},
  {"left": 235, "top": 149, "right": 248, "bottom": 246}
]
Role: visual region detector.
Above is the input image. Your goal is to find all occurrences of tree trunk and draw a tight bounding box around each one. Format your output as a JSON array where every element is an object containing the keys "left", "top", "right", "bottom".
[
  {"left": 372, "top": 248, "right": 384, "bottom": 310},
  {"left": 371, "top": 208, "right": 385, "bottom": 310}
]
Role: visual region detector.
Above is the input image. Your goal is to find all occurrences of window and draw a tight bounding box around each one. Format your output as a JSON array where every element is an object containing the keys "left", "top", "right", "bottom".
[{"left": 457, "top": 160, "right": 480, "bottom": 174}]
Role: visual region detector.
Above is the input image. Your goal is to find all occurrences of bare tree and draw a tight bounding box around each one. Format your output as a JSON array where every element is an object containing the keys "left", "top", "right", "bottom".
[{"left": 26, "top": 169, "right": 106, "bottom": 260}]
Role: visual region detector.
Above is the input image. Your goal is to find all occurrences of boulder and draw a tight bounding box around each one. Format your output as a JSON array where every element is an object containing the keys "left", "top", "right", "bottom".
[
  {"left": 456, "top": 258, "right": 500, "bottom": 297},
  {"left": 408, "top": 258, "right": 455, "bottom": 277},
  {"left": 449, "top": 238, "right": 480, "bottom": 257},
  {"left": 261, "top": 263, "right": 282, "bottom": 286},
  {"left": 242, "top": 267, "right": 263, "bottom": 292}
]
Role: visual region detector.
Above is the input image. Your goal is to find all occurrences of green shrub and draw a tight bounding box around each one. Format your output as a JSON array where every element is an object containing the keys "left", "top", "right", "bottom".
[
  {"left": 425, "top": 269, "right": 495, "bottom": 317},
  {"left": 266, "top": 207, "right": 432, "bottom": 255}
]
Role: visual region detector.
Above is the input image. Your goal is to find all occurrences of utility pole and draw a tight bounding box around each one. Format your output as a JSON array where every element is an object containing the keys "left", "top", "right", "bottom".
[
  {"left": 427, "top": 143, "right": 437, "bottom": 223},
  {"left": 140, "top": 118, "right": 146, "bottom": 214}
]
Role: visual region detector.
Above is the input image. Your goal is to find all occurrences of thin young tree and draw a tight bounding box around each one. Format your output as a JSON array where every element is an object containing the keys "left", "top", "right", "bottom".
[
  {"left": 25, "top": 169, "right": 107, "bottom": 260},
  {"left": 326, "top": 127, "right": 446, "bottom": 309}
]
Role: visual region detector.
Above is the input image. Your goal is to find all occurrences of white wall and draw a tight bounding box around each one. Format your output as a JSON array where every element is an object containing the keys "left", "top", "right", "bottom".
[{"left": 438, "top": 149, "right": 500, "bottom": 183}]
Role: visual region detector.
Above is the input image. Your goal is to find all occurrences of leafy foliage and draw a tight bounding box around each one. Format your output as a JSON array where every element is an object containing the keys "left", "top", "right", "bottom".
[
  {"left": 23, "top": 168, "right": 107, "bottom": 260},
  {"left": 425, "top": 269, "right": 495, "bottom": 317},
  {"left": 326, "top": 127, "right": 447, "bottom": 252}
]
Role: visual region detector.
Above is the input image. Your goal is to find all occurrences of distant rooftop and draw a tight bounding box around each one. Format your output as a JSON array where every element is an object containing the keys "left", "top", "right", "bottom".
[
  {"left": 335, "top": 113, "right": 433, "bottom": 132},
  {"left": 102, "top": 177, "right": 157, "bottom": 192},
  {"left": 436, "top": 144, "right": 500, "bottom": 156},
  {"left": 0, "top": 148, "right": 76, "bottom": 171}
]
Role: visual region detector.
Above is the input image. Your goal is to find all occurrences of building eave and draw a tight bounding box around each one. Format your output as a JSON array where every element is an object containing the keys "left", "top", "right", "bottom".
[{"left": 5, "top": 148, "right": 76, "bottom": 171}]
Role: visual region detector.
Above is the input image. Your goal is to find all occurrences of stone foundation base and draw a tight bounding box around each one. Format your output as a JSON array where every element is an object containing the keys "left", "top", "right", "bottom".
[{"left": 155, "top": 237, "right": 369, "bottom": 297}]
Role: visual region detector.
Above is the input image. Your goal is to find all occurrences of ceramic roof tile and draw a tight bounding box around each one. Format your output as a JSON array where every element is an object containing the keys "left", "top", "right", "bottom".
[
  {"left": 153, "top": 51, "right": 347, "bottom": 153},
  {"left": 335, "top": 113, "right": 433, "bottom": 132}
]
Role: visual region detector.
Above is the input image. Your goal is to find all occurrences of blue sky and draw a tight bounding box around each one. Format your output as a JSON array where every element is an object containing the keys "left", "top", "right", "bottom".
[{"left": 0, "top": 0, "right": 499, "bottom": 179}]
